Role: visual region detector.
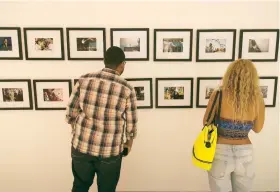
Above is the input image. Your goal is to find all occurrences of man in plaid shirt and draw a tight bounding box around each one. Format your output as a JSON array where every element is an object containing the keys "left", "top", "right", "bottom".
[{"left": 65, "top": 46, "right": 138, "bottom": 192}]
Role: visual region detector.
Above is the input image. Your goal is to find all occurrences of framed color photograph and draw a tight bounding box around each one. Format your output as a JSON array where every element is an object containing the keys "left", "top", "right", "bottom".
[
  {"left": 239, "top": 29, "right": 279, "bottom": 62},
  {"left": 0, "top": 27, "right": 23, "bottom": 60},
  {"left": 126, "top": 78, "right": 153, "bottom": 109},
  {"left": 110, "top": 28, "right": 149, "bottom": 61},
  {"left": 196, "top": 29, "right": 236, "bottom": 62},
  {"left": 67, "top": 28, "right": 106, "bottom": 60},
  {"left": 156, "top": 78, "right": 193, "bottom": 108},
  {"left": 33, "top": 80, "right": 72, "bottom": 110},
  {"left": 24, "top": 28, "right": 65, "bottom": 60},
  {"left": 259, "top": 77, "right": 278, "bottom": 107},
  {"left": 154, "top": 29, "right": 193, "bottom": 61},
  {"left": 0, "top": 79, "right": 33, "bottom": 110},
  {"left": 196, "top": 77, "right": 222, "bottom": 108}
]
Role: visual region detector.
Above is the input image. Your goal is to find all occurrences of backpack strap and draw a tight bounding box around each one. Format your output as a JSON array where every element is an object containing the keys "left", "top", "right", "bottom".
[
  {"left": 205, "top": 90, "right": 220, "bottom": 125},
  {"left": 215, "top": 90, "right": 223, "bottom": 127}
]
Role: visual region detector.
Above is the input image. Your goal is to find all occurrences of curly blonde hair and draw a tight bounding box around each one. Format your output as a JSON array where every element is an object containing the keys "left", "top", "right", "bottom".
[{"left": 222, "top": 59, "right": 262, "bottom": 120}]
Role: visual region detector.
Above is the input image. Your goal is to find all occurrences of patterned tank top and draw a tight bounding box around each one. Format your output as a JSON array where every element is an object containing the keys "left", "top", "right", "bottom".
[{"left": 218, "top": 117, "right": 255, "bottom": 140}]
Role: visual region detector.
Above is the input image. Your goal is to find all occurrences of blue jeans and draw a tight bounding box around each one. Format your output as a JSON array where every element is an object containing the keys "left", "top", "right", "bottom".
[{"left": 208, "top": 144, "right": 255, "bottom": 192}]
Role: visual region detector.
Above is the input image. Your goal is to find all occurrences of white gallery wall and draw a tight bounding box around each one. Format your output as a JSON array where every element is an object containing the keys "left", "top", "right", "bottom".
[{"left": 0, "top": 1, "right": 279, "bottom": 192}]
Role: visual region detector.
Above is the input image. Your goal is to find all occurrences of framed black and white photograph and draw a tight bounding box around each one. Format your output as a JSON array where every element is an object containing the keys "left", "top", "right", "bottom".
[
  {"left": 110, "top": 28, "right": 149, "bottom": 61},
  {"left": 0, "top": 27, "right": 23, "bottom": 60},
  {"left": 126, "top": 78, "right": 153, "bottom": 109},
  {"left": 67, "top": 28, "right": 106, "bottom": 60},
  {"left": 156, "top": 78, "right": 193, "bottom": 108},
  {"left": 33, "top": 80, "right": 72, "bottom": 110},
  {"left": 239, "top": 29, "right": 279, "bottom": 62},
  {"left": 259, "top": 77, "right": 278, "bottom": 107},
  {"left": 196, "top": 77, "right": 222, "bottom": 108},
  {"left": 0, "top": 79, "right": 33, "bottom": 110},
  {"left": 154, "top": 29, "right": 193, "bottom": 61},
  {"left": 196, "top": 29, "right": 236, "bottom": 62},
  {"left": 24, "top": 28, "right": 64, "bottom": 60}
]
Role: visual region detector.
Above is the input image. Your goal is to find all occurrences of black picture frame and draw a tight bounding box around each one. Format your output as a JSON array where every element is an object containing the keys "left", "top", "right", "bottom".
[
  {"left": 24, "top": 28, "right": 65, "bottom": 60},
  {"left": 0, "top": 27, "right": 23, "bottom": 60},
  {"left": 110, "top": 28, "right": 149, "bottom": 61},
  {"left": 0, "top": 79, "right": 33, "bottom": 110},
  {"left": 196, "top": 77, "right": 222, "bottom": 108},
  {"left": 260, "top": 76, "right": 278, "bottom": 107},
  {"left": 66, "top": 28, "right": 106, "bottom": 60},
  {"left": 239, "top": 29, "right": 279, "bottom": 62},
  {"left": 154, "top": 29, "right": 193, "bottom": 61},
  {"left": 155, "top": 78, "right": 193, "bottom": 108},
  {"left": 33, "top": 79, "right": 72, "bottom": 110},
  {"left": 196, "top": 29, "right": 236, "bottom": 62},
  {"left": 126, "top": 78, "right": 153, "bottom": 109}
]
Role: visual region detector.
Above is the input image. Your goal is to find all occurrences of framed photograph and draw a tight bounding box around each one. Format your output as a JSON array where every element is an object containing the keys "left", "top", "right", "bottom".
[
  {"left": 0, "top": 79, "right": 33, "bottom": 110},
  {"left": 126, "top": 78, "right": 153, "bottom": 109},
  {"left": 156, "top": 78, "right": 193, "bottom": 108},
  {"left": 154, "top": 29, "right": 193, "bottom": 61},
  {"left": 239, "top": 29, "right": 279, "bottom": 62},
  {"left": 259, "top": 77, "right": 278, "bottom": 107},
  {"left": 0, "top": 27, "right": 23, "bottom": 60},
  {"left": 196, "top": 77, "right": 222, "bottom": 108},
  {"left": 110, "top": 28, "right": 149, "bottom": 61},
  {"left": 24, "top": 28, "right": 64, "bottom": 60},
  {"left": 67, "top": 28, "right": 106, "bottom": 60},
  {"left": 33, "top": 80, "right": 72, "bottom": 110},
  {"left": 196, "top": 29, "right": 236, "bottom": 62}
]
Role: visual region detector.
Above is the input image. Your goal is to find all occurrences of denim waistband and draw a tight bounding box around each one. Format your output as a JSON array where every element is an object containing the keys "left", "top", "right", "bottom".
[{"left": 216, "top": 144, "right": 253, "bottom": 150}]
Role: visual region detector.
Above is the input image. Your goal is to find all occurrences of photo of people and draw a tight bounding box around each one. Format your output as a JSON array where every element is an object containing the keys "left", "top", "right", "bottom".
[
  {"left": 134, "top": 87, "right": 144, "bottom": 101},
  {"left": 205, "top": 39, "right": 226, "bottom": 53},
  {"left": 35, "top": 38, "right": 53, "bottom": 51},
  {"left": 76, "top": 38, "right": 97, "bottom": 51},
  {"left": 2, "top": 88, "right": 23, "bottom": 102},
  {"left": 164, "top": 87, "right": 184, "bottom": 100},
  {"left": 248, "top": 39, "right": 269, "bottom": 52},
  {"left": 205, "top": 87, "right": 215, "bottom": 99},
  {"left": 163, "top": 38, "right": 183, "bottom": 52},
  {"left": 260, "top": 86, "right": 268, "bottom": 98},
  {"left": 120, "top": 38, "right": 140, "bottom": 52},
  {"left": 0, "top": 37, "right": 12, "bottom": 51},
  {"left": 43, "top": 89, "right": 63, "bottom": 101}
]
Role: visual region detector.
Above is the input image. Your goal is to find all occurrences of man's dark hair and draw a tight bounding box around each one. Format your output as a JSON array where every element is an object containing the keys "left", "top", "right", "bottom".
[{"left": 104, "top": 46, "right": 125, "bottom": 69}]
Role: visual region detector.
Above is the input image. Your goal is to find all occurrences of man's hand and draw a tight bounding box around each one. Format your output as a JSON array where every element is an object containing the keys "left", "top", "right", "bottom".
[{"left": 123, "top": 139, "right": 133, "bottom": 156}]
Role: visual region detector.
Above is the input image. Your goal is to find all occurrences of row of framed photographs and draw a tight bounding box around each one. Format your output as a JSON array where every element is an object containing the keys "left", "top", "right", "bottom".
[
  {"left": 0, "top": 77, "right": 277, "bottom": 110},
  {"left": 0, "top": 27, "right": 279, "bottom": 62},
  {"left": 128, "top": 77, "right": 278, "bottom": 108}
]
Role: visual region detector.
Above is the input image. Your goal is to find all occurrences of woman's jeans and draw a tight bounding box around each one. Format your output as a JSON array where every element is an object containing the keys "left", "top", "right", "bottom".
[{"left": 208, "top": 144, "right": 255, "bottom": 192}]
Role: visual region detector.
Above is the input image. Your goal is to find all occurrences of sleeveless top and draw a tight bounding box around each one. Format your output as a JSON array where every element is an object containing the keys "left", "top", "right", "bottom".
[{"left": 218, "top": 117, "right": 255, "bottom": 140}]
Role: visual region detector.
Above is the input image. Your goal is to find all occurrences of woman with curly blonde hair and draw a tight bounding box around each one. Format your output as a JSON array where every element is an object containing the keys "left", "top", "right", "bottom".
[{"left": 203, "top": 59, "right": 265, "bottom": 192}]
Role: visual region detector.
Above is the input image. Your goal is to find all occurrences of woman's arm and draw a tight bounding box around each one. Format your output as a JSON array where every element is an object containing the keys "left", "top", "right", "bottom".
[{"left": 252, "top": 98, "right": 265, "bottom": 133}]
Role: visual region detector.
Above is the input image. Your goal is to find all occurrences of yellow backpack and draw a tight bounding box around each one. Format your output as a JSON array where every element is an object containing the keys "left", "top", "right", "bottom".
[{"left": 192, "top": 90, "right": 222, "bottom": 171}]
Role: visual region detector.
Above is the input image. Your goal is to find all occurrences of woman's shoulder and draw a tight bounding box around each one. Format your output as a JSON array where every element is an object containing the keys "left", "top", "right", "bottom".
[
  {"left": 212, "top": 86, "right": 223, "bottom": 94},
  {"left": 208, "top": 87, "right": 222, "bottom": 102}
]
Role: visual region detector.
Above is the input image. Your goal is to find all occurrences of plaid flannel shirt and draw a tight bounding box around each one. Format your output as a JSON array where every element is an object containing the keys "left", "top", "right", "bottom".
[{"left": 65, "top": 68, "right": 138, "bottom": 158}]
